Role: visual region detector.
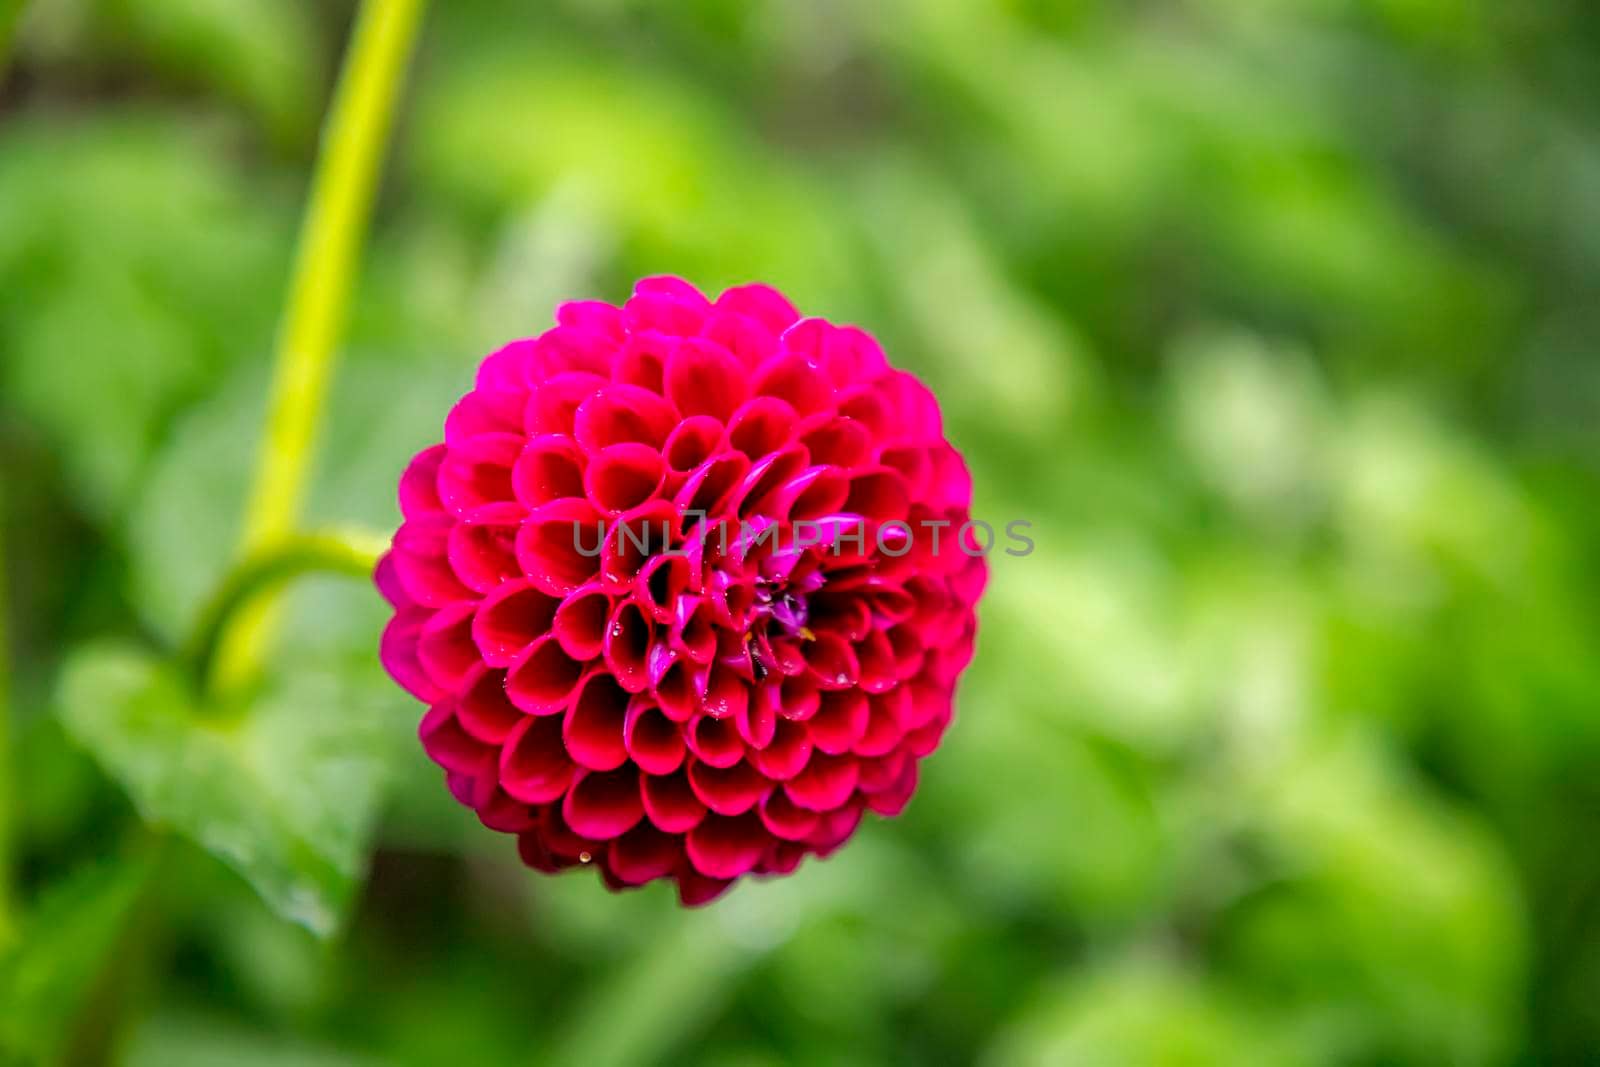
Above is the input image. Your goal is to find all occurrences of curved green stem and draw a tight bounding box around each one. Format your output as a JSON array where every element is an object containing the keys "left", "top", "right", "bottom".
[
  {"left": 188, "top": 528, "right": 388, "bottom": 696},
  {"left": 214, "top": 0, "right": 427, "bottom": 693}
]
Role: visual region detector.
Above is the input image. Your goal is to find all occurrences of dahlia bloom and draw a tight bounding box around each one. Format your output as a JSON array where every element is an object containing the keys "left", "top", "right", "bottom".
[{"left": 376, "top": 277, "right": 985, "bottom": 905}]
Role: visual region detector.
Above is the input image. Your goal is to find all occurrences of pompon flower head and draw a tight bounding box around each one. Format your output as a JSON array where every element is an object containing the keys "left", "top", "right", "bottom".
[{"left": 376, "top": 277, "right": 986, "bottom": 905}]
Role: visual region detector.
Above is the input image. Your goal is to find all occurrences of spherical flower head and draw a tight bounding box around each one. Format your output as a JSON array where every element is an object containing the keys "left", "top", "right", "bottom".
[{"left": 376, "top": 277, "right": 986, "bottom": 905}]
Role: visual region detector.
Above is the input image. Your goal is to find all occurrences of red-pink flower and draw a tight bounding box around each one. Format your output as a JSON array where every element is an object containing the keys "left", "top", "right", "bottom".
[{"left": 377, "top": 277, "right": 985, "bottom": 905}]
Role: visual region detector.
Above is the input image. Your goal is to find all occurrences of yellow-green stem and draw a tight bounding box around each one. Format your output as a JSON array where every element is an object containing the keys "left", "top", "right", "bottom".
[{"left": 213, "top": 0, "right": 426, "bottom": 694}]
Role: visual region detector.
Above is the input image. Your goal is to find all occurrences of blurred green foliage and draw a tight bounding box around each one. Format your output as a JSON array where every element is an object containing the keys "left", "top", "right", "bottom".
[{"left": 2, "top": 0, "right": 1599, "bottom": 1063}]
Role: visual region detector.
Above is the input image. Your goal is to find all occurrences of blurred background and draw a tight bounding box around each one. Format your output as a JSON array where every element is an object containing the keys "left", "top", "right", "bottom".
[{"left": 2, "top": 0, "right": 1599, "bottom": 1063}]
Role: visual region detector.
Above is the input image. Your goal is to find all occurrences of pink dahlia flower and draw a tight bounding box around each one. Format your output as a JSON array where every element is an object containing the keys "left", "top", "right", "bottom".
[{"left": 376, "top": 277, "right": 985, "bottom": 905}]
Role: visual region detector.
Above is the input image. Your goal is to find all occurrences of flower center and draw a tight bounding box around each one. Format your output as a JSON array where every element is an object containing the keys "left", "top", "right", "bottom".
[
  {"left": 738, "top": 567, "right": 824, "bottom": 682},
  {"left": 759, "top": 588, "right": 809, "bottom": 637}
]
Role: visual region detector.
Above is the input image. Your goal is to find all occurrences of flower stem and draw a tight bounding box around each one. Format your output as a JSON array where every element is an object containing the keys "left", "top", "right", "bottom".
[
  {"left": 213, "top": 0, "right": 427, "bottom": 694},
  {"left": 188, "top": 528, "right": 388, "bottom": 697}
]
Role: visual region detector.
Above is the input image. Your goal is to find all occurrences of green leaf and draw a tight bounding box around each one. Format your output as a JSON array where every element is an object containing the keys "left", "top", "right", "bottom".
[
  {"left": 0, "top": 852, "right": 158, "bottom": 1063},
  {"left": 57, "top": 643, "right": 395, "bottom": 938}
]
